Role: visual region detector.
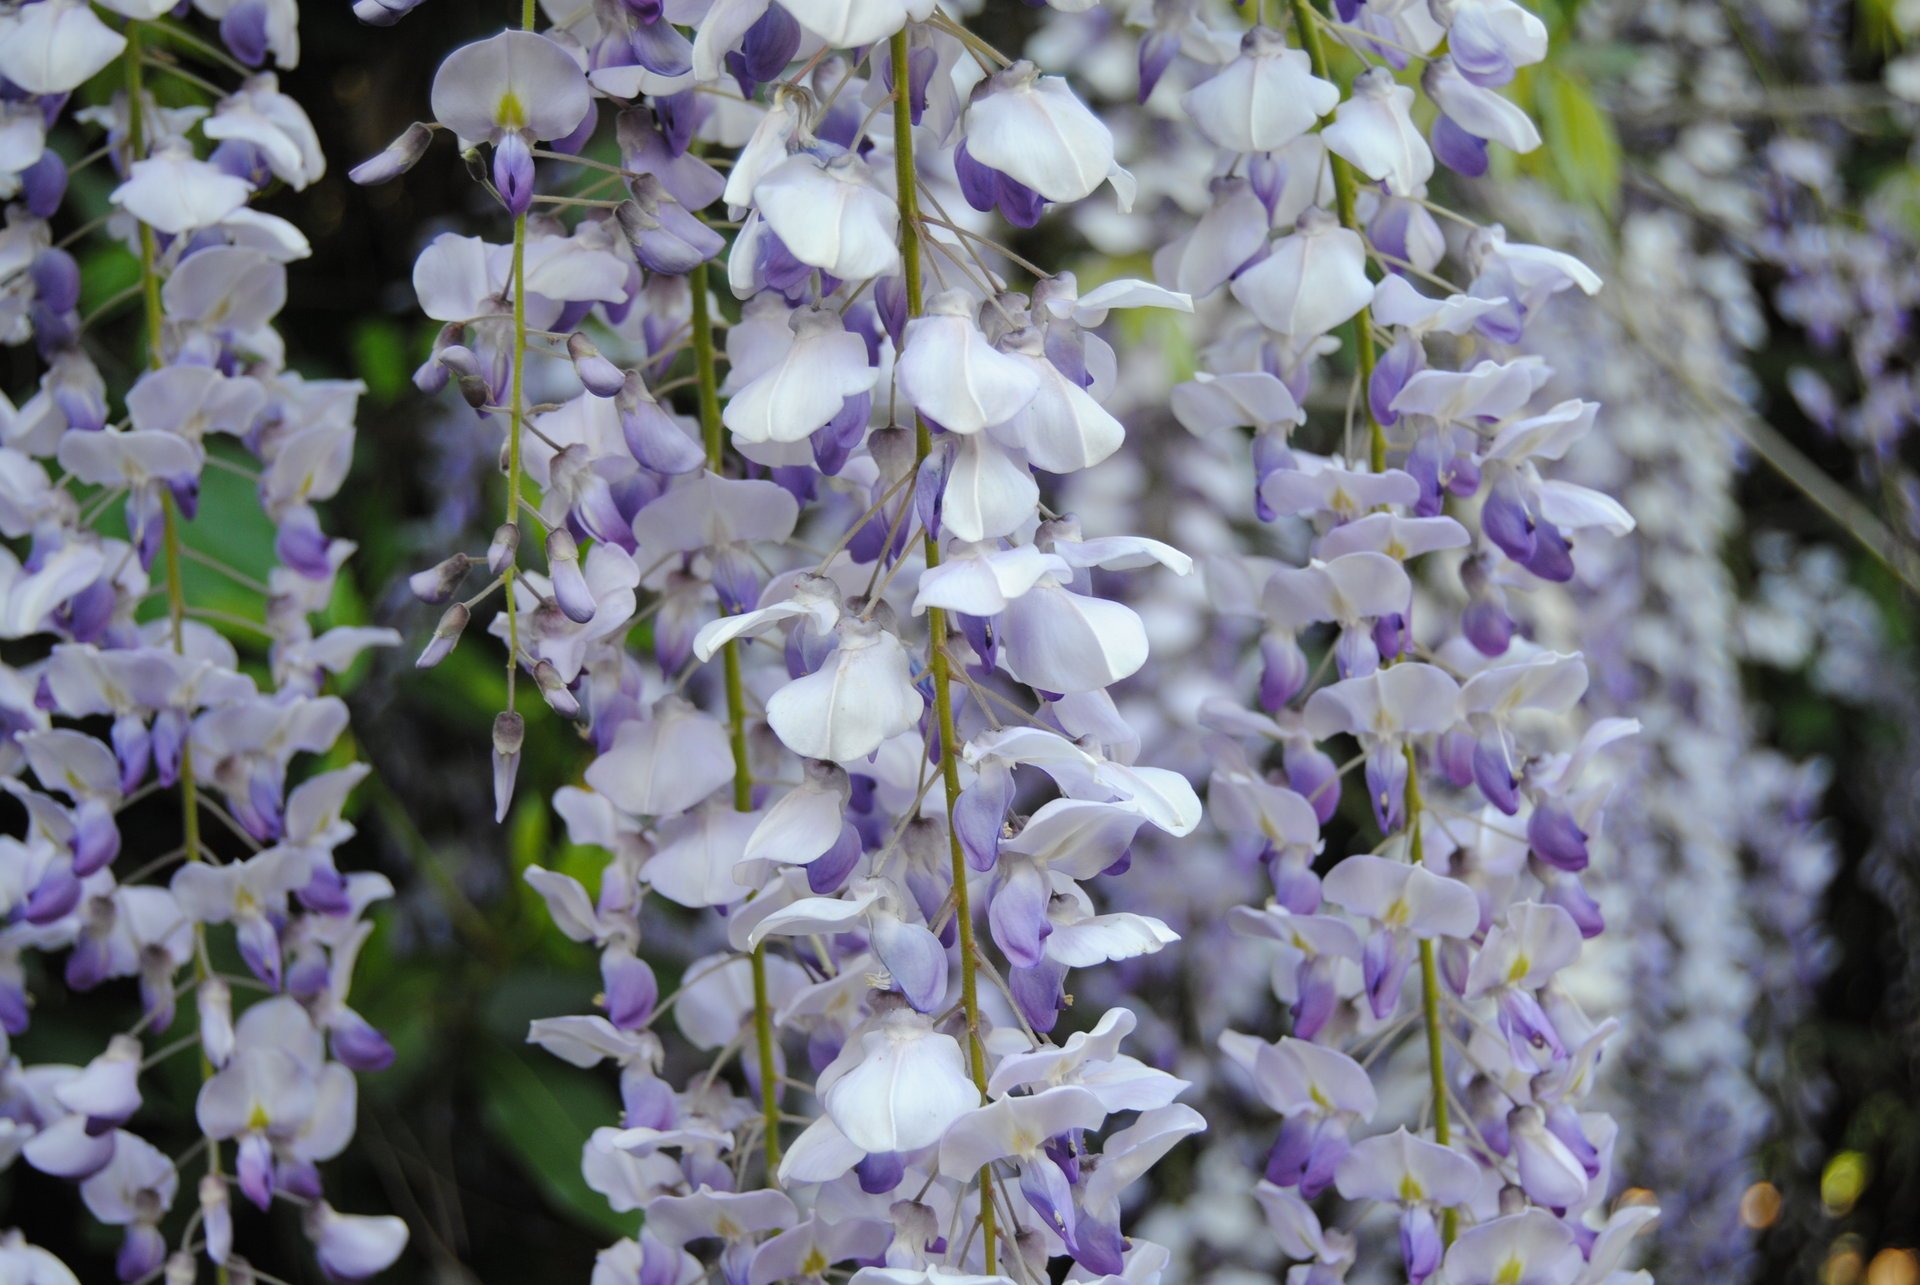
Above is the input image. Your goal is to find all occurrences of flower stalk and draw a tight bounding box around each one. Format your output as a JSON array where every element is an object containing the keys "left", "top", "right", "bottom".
[
  {"left": 1289, "top": 0, "right": 1386, "bottom": 472},
  {"left": 893, "top": 27, "right": 998, "bottom": 1271}
]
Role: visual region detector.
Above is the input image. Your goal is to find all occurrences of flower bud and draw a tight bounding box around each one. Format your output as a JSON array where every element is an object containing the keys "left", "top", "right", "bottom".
[
  {"left": 492, "top": 711, "right": 525, "bottom": 824},
  {"left": 489, "top": 522, "right": 520, "bottom": 575},
  {"left": 567, "top": 332, "right": 626, "bottom": 397},
  {"left": 547, "top": 528, "right": 596, "bottom": 623},
  {"left": 408, "top": 551, "right": 473, "bottom": 604},
  {"left": 349, "top": 121, "right": 434, "bottom": 185},
  {"left": 198, "top": 977, "right": 235, "bottom": 1067},
  {"left": 533, "top": 659, "right": 581, "bottom": 719},
  {"left": 416, "top": 603, "right": 470, "bottom": 670},
  {"left": 202, "top": 1174, "right": 233, "bottom": 1265}
]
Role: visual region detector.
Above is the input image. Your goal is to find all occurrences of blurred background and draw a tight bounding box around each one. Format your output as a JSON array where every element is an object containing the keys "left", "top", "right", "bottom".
[{"left": 6, "top": 1, "right": 1920, "bottom": 1281}]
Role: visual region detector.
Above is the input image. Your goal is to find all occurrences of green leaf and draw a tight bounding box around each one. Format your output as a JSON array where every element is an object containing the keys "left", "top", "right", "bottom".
[
  {"left": 1538, "top": 68, "right": 1621, "bottom": 216},
  {"left": 477, "top": 1044, "right": 633, "bottom": 1240},
  {"left": 350, "top": 318, "right": 412, "bottom": 404}
]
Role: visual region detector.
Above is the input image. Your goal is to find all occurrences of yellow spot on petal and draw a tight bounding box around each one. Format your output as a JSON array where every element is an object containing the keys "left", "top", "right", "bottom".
[
  {"left": 801, "top": 1249, "right": 830, "bottom": 1275},
  {"left": 247, "top": 1102, "right": 271, "bottom": 1132},
  {"left": 1398, "top": 1174, "right": 1424, "bottom": 1202},
  {"left": 496, "top": 91, "right": 527, "bottom": 130},
  {"left": 1495, "top": 1257, "right": 1526, "bottom": 1285},
  {"left": 1506, "top": 952, "right": 1531, "bottom": 985}
]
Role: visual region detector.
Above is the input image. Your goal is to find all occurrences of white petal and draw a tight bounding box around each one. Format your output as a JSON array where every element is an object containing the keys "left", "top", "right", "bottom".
[
  {"left": 767, "top": 624, "right": 923, "bottom": 762},
  {"left": 942, "top": 433, "right": 1039, "bottom": 543},
  {"left": 964, "top": 64, "right": 1114, "bottom": 203},
  {"left": 999, "top": 582, "right": 1148, "bottom": 693}
]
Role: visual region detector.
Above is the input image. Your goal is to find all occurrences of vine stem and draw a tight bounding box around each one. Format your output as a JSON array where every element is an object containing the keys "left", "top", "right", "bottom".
[
  {"left": 1288, "top": 0, "right": 1388, "bottom": 473},
  {"left": 128, "top": 21, "right": 230, "bottom": 1285},
  {"left": 1404, "top": 742, "right": 1456, "bottom": 1245},
  {"left": 690, "top": 260, "right": 783, "bottom": 1174},
  {"left": 891, "top": 27, "right": 998, "bottom": 1273}
]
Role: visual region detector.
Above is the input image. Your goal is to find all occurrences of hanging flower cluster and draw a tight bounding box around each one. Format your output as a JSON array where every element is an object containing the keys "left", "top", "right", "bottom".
[
  {"left": 347, "top": 0, "right": 1670, "bottom": 1276},
  {"left": 1117, "top": 1, "right": 1662, "bottom": 1280},
  {"left": 1, "top": 4, "right": 406, "bottom": 1281},
  {"left": 356, "top": 0, "right": 1226, "bottom": 1279}
]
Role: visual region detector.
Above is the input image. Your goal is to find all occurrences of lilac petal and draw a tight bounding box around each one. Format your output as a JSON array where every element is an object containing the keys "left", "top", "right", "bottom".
[
  {"left": 955, "top": 764, "right": 1014, "bottom": 871},
  {"left": 1463, "top": 594, "right": 1515, "bottom": 656},
  {"left": 1362, "top": 929, "right": 1413, "bottom": 1019},
  {"left": 1293, "top": 955, "right": 1338, "bottom": 1040},
  {"left": 852, "top": 1150, "right": 904, "bottom": 1196},
  {"left": 1018, "top": 1154, "right": 1081, "bottom": 1255},
  {"left": 1438, "top": 728, "right": 1476, "bottom": 789},
  {"left": 806, "top": 822, "right": 865, "bottom": 894},
  {"left": 619, "top": 386, "right": 706, "bottom": 475},
  {"left": 953, "top": 140, "right": 999, "bottom": 215},
  {"left": 71, "top": 795, "right": 121, "bottom": 875},
  {"left": 118, "top": 1223, "right": 167, "bottom": 1282},
  {"left": 22, "top": 149, "right": 68, "bottom": 218},
  {"left": 1472, "top": 735, "right": 1521, "bottom": 815},
  {"left": 492, "top": 131, "right": 536, "bottom": 216},
  {"left": 1401, "top": 1206, "right": 1442, "bottom": 1285},
  {"left": 1497, "top": 988, "right": 1567, "bottom": 1069},
  {"left": 1370, "top": 333, "right": 1425, "bottom": 427},
  {"left": 32, "top": 248, "right": 81, "bottom": 313},
  {"left": 872, "top": 916, "right": 949, "bottom": 1013},
  {"left": 236, "top": 915, "right": 284, "bottom": 990},
  {"left": 1284, "top": 741, "right": 1342, "bottom": 826},
  {"left": 1431, "top": 113, "right": 1490, "bottom": 177},
  {"left": 26, "top": 863, "right": 83, "bottom": 924},
  {"left": 1527, "top": 800, "right": 1589, "bottom": 871},
  {"left": 221, "top": 1, "right": 271, "bottom": 67},
  {"left": 989, "top": 860, "right": 1054, "bottom": 968},
  {"left": 1482, "top": 475, "right": 1536, "bottom": 563},
  {"left": 603, "top": 953, "right": 660, "bottom": 1029},
  {"left": 1260, "top": 632, "right": 1310, "bottom": 711},
  {"left": 736, "top": 4, "right": 802, "bottom": 87},
  {"left": 629, "top": 19, "right": 694, "bottom": 77},
  {"left": 1138, "top": 30, "right": 1180, "bottom": 101},
  {"left": 1365, "top": 742, "right": 1408, "bottom": 835},
  {"left": 237, "top": 1132, "right": 275, "bottom": 1210},
  {"left": 1522, "top": 523, "right": 1576, "bottom": 582},
  {"left": 1542, "top": 870, "right": 1604, "bottom": 938},
  {"left": 1010, "top": 957, "right": 1067, "bottom": 1033},
  {"left": 330, "top": 1011, "right": 396, "bottom": 1072}
]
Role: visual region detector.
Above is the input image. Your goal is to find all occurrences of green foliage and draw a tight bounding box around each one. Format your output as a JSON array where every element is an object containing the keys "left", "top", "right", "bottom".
[
  {"left": 477, "top": 1045, "right": 633, "bottom": 1240},
  {"left": 351, "top": 318, "right": 416, "bottom": 404},
  {"left": 1534, "top": 66, "right": 1621, "bottom": 215}
]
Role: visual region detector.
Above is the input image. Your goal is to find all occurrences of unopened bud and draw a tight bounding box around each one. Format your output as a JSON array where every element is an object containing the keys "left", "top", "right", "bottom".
[
  {"left": 200, "top": 1174, "right": 232, "bottom": 1265},
  {"left": 415, "top": 603, "right": 470, "bottom": 669},
  {"left": 408, "top": 551, "right": 472, "bottom": 604},
  {"left": 533, "top": 660, "right": 581, "bottom": 719},
  {"left": 489, "top": 522, "right": 520, "bottom": 575},
  {"left": 492, "top": 712, "right": 526, "bottom": 824},
  {"left": 198, "top": 976, "right": 235, "bottom": 1068},
  {"left": 567, "top": 333, "right": 626, "bottom": 397},
  {"left": 547, "top": 528, "right": 596, "bottom": 624},
  {"left": 349, "top": 121, "right": 433, "bottom": 186}
]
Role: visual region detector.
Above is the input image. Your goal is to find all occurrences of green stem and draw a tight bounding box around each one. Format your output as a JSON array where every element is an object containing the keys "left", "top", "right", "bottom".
[
  {"left": 892, "top": 28, "right": 997, "bottom": 1273},
  {"left": 128, "top": 22, "right": 229, "bottom": 1284},
  {"left": 690, "top": 260, "right": 784, "bottom": 1174},
  {"left": 504, "top": 210, "right": 526, "bottom": 705},
  {"left": 1289, "top": 0, "right": 1387, "bottom": 472},
  {"left": 1404, "top": 743, "right": 1456, "bottom": 1244}
]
